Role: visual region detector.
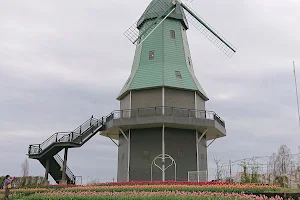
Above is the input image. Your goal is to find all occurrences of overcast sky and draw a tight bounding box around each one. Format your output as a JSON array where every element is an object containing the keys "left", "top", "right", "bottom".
[{"left": 1, "top": 0, "right": 300, "bottom": 183}]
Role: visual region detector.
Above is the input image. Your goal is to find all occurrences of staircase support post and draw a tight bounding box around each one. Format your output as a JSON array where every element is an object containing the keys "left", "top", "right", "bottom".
[
  {"left": 196, "top": 129, "right": 208, "bottom": 182},
  {"left": 60, "top": 148, "right": 69, "bottom": 184},
  {"left": 44, "top": 159, "right": 50, "bottom": 184},
  {"left": 119, "top": 128, "right": 130, "bottom": 182}
]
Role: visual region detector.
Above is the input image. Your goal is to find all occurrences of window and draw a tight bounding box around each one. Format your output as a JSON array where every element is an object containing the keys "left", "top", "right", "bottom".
[
  {"left": 175, "top": 71, "right": 182, "bottom": 79},
  {"left": 149, "top": 50, "right": 154, "bottom": 60},
  {"left": 170, "top": 30, "right": 175, "bottom": 39}
]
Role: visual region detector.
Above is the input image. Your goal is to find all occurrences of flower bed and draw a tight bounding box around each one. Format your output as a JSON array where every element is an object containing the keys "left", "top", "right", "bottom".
[
  {"left": 95, "top": 181, "right": 232, "bottom": 186},
  {"left": 10, "top": 191, "right": 286, "bottom": 200},
  {"left": 0, "top": 182, "right": 284, "bottom": 200},
  {"left": 63, "top": 184, "right": 279, "bottom": 193}
]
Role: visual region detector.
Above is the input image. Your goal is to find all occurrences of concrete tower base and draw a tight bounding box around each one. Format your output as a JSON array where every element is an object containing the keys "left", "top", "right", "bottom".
[
  {"left": 101, "top": 88, "right": 226, "bottom": 182},
  {"left": 117, "top": 126, "right": 207, "bottom": 182}
]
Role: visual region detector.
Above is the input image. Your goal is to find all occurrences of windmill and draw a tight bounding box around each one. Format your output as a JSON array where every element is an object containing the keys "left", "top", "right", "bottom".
[
  {"left": 100, "top": 0, "right": 236, "bottom": 182},
  {"left": 124, "top": 0, "right": 236, "bottom": 57}
]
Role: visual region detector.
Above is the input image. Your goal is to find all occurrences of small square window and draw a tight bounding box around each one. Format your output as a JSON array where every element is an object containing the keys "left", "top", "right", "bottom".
[
  {"left": 149, "top": 50, "right": 154, "bottom": 60},
  {"left": 175, "top": 71, "right": 182, "bottom": 79},
  {"left": 170, "top": 30, "right": 175, "bottom": 39}
]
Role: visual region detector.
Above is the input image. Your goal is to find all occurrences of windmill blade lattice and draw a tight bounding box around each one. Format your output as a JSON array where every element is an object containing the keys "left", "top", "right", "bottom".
[
  {"left": 124, "top": 0, "right": 174, "bottom": 45},
  {"left": 182, "top": 3, "right": 236, "bottom": 57}
]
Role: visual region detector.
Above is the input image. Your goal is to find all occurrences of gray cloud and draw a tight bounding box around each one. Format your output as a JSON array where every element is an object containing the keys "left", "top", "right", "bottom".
[{"left": 1, "top": 0, "right": 300, "bottom": 182}]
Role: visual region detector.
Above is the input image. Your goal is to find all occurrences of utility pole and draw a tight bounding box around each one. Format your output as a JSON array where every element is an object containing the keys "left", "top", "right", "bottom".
[
  {"left": 293, "top": 61, "right": 300, "bottom": 128},
  {"left": 267, "top": 161, "right": 270, "bottom": 185},
  {"left": 229, "top": 160, "right": 232, "bottom": 183}
]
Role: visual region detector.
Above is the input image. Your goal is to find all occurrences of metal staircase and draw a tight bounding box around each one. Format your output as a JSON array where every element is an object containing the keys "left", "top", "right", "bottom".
[{"left": 28, "top": 117, "right": 105, "bottom": 184}]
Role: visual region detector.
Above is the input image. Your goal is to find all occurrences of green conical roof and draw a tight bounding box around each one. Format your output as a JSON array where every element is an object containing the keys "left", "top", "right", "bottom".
[
  {"left": 118, "top": 1, "right": 208, "bottom": 101},
  {"left": 137, "top": 0, "right": 189, "bottom": 30}
]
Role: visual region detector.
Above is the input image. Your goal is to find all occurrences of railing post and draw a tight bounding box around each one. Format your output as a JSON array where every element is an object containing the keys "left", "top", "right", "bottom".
[
  {"left": 56, "top": 133, "right": 58, "bottom": 142},
  {"left": 80, "top": 126, "right": 82, "bottom": 134},
  {"left": 38, "top": 144, "right": 41, "bottom": 153}
]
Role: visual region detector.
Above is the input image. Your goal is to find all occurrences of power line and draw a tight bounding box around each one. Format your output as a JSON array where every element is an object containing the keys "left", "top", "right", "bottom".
[{"left": 221, "top": 153, "right": 300, "bottom": 166}]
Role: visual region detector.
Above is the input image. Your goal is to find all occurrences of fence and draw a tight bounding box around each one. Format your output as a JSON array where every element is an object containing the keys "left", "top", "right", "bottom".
[
  {"left": 188, "top": 171, "right": 208, "bottom": 182},
  {"left": 210, "top": 153, "right": 300, "bottom": 187}
]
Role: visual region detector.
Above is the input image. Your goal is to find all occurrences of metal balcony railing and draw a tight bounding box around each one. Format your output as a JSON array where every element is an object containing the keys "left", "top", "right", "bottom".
[{"left": 105, "top": 106, "right": 225, "bottom": 128}]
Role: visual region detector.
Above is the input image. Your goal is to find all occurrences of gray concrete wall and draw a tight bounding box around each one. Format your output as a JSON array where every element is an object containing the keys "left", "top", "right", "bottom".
[
  {"left": 117, "top": 127, "right": 209, "bottom": 182},
  {"left": 164, "top": 128, "right": 197, "bottom": 181},
  {"left": 196, "top": 93, "right": 205, "bottom": 110},
  {"left": 129, "top": 88, "right": 204, "bottom": 111},
  {"left": 117, "top": 132, "right": 129, "bottom": 182},
  {"left": 131, "top": 88, "right": 162, "bottom": 109},
  {"left": 129, "top": 128, "right": 162, "bottom": 181},
  {"left": 165, "top": 88, "right": 194, "bottom": 109},
  {"left": 120, "top": 93, "right": 130, "bottom": 110}
]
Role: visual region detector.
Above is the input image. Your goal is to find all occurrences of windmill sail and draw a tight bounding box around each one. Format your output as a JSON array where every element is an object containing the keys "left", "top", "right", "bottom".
[
  {"left": 124, "top": 0, "right": 176, "bottom": 45},
  {"left": 181, "top": 3, "right": 236, "bottom": 57},
  {"left": 124, "top": 0, "right": 236, "bottom": 58}
]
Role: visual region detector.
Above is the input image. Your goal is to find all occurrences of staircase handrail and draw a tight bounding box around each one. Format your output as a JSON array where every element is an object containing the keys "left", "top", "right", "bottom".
[
  {"left": 28, "top": 132, "right": 72, "bottom": 155},
  {"left": 39, "top": 117, "right": 96, "bottom": 148},
  {"left": 58, "top": 118, "right": 101, "bottom": 143},
  {"left": 28, "top": 117, "right": 104, "bottom": 155}
]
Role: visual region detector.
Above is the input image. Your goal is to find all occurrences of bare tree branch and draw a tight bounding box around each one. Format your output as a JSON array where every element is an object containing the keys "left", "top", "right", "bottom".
[
  {"left": 213, "top": 157, "right": 225, "bottom": 181},
  {"left": 21, "top": 159, "right": 29, "bottom": 187}
]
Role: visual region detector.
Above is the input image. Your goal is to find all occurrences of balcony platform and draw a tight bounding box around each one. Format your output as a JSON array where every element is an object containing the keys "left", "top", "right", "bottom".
[{"left": 100, "top": 107, "right": 226, "bottom": 141}]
